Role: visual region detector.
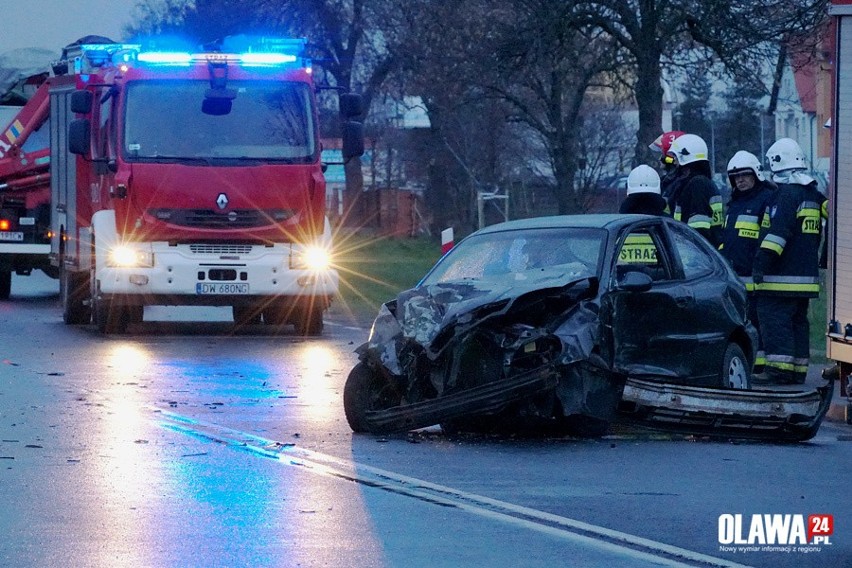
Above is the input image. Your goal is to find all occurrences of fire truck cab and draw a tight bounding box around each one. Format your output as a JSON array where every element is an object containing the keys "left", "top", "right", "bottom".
[{"left": 29, "top": 36, "right": 363, "bottom": 334}]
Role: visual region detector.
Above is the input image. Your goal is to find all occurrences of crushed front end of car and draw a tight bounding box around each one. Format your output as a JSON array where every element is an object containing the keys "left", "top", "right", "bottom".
[{"left": 343, "top": 274, "right": 627, "bottom": 435}]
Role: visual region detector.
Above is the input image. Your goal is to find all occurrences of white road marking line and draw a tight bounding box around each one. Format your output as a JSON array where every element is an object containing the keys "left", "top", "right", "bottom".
[{"left": 155, "top": 409, "right": 750, "bottom": 568}]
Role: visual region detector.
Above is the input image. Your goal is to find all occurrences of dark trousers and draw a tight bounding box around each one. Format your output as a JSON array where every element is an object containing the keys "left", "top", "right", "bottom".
[
  {"left": 746, "top": 292, "right": 764, "bottom": 371},
  {"left": 756, "top": 295, "right": 811, "bottom": 383}
]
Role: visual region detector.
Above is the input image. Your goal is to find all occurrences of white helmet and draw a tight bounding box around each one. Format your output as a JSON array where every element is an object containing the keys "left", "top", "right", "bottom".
[
  {"left": 765, "top": 137, "right": 807, "bottom": 172},
  {"left": 726, "top": 150, "right": 766, "bottom": 182},
  {"left": 626, "top": 165, "right": 661, "bottom": 195},
  {"left": 669, "top": 134, "right": 709, "bottom": 166}
]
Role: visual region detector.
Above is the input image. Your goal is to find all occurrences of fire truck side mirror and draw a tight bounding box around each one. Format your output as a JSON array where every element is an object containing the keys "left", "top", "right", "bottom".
[
  {"left": 68, "top": 120, "right": 91, "bottom": 156},
  {"left": 341, "top": 121, "right": 364, "bottom": 159},
  {"left": 70, "top": 90, "right": 93, "bottom": 114},
  {"left": 340, "top": 93, "right": 363, "bottom": 119}
]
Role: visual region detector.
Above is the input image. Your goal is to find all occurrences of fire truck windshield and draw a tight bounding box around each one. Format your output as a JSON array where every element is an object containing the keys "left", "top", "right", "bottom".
[{"left": 123, "top": 80, "right": 316, "bottom": 162}]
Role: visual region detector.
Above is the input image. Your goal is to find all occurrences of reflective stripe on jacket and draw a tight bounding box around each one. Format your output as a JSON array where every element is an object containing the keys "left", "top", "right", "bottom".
[
  {"left": 754, "top": 181, "right": 826, "bottom": 298},
  {"left": 719, "top": 183, "right": 775, "bottom": 282}
]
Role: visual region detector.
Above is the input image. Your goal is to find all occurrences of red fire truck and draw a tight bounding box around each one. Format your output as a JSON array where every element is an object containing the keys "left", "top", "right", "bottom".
[
  {"left": 828, "top": 1, "right": 852, "bottom": 422},
  {"left": 0, "top": 35, "right": 363, "bottom": 334}
]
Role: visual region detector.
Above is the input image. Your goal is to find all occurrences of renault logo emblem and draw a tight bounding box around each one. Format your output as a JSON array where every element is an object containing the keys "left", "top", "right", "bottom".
[{"left": 216, "top": 193, "right": 228, "bottom": 209}]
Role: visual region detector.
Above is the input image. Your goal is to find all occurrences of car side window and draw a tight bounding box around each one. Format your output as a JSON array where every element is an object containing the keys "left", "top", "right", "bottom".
[
  {"left": 670, "top": 228, "right": 715, "bottom": 280},
  {"left": 615, "top": 228, "right": 668, "bottom": 282}
]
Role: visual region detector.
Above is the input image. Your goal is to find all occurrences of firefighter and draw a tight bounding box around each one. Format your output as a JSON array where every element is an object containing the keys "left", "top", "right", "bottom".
[
  {"left": 666, "top": 133, "right": 724, "bottom": 247},
  {"left": 648, "top": 130, "right": 684, "bottom": 210},
  {"left": 719, "top": 151, "right": 775, "bottom": 373},
  {"left": 619, "top": 165, "right": 667, "bottom": 215},
  {"left": 752, "top": 138, "right": 828, "bottom": 385}
]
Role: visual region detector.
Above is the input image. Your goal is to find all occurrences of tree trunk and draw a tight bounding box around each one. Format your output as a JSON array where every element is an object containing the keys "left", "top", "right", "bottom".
[{"left": 633, "top": 51, "right": 664, "bottom": 168}]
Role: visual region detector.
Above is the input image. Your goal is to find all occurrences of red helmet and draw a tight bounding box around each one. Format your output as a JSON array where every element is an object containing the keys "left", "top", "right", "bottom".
[
  {"left": 649, "top": 130, "right": 685, "bottom": 167},
  {"left": 649, "top": 130, "right": 685, "bottom": 156}
]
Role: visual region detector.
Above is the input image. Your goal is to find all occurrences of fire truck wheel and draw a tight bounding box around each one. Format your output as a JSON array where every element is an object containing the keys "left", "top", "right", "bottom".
[
  {"left": 94, "top": 298, "right": 129, "bottom": 334},
  {"left": 294, "top": 306, "right": 323, "bottom": 336},
  {"left": 721, "top": 343, "right": 751, "bottom": 389},
  {"left": 126, "top": 305, "right": 144, "bottom": 324},
  {"left": 232, "top": 305, "right": 262, "bottom": 325},
  {"left": 61, "top": 269, "right": 91, "bottom": 324},
  {"left": 0, "top": 270, "right": 10, "bottom": 300},
  {"left": 261, "top": 303, "right": 290, "bottom": 326}
]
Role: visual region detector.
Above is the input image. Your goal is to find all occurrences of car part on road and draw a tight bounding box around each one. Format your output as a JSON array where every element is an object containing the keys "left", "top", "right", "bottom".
[{"left": 618, "top": 375, "right": 834, "bottom": 442}]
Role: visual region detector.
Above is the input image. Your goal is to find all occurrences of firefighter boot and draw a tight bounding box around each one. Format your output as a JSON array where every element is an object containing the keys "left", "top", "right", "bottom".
[{"left": 752, "top": 368, "right": 797, "bottom": 385}]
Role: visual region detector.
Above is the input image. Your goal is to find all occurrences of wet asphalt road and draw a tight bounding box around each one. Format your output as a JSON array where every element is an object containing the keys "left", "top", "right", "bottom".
[{"left": 1, "top": 272, "right": 851, "bottom": 568}]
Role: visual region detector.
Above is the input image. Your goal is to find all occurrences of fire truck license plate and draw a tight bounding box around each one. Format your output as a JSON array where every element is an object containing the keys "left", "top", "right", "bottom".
[
  {"left": 196, "top": 283, "right": 250, "bottom": 295},
  {"left": 0, "top": 231, "right": 24, "bottom": 241}
]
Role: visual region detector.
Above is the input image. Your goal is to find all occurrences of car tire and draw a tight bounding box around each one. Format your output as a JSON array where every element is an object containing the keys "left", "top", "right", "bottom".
[
  {"left": 0, "top": 270, "right": 11, "bottom": 300},
  {"left": 722, "top": 343, "right": 751, "bottom": 389},
  {"left": 343, "top": 362, "right": 400, "bottom": 433}
]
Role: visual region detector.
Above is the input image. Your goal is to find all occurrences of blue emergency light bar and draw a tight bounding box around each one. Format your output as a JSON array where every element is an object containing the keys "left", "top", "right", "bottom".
[
  {"left": 69, "top": 37, "right": 309, "bottom": 72},
  {"left": 239, "top": 53, "right": 298, "bottom": 66},
  {"left": 136, "top": 51, "right": 193, "bottom": 65}
]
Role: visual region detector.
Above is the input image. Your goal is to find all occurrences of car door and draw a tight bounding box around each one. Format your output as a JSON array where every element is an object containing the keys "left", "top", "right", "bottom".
[
  {"left": 665, "top": 222, "right": 736, "bottom": 385},
  {"left": 602, "top": 223, "right": 696, "bottom": 380}
]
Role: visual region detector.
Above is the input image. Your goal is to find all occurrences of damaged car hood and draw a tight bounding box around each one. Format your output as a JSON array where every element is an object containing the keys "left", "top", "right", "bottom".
[{"left": 363, "top": 270, "right": 596, "bottom": 372}]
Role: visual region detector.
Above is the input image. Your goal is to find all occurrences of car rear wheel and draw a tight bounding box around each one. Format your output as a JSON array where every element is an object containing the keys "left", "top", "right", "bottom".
[
  {"left": 343, "top": 362, "right": 401, "bottom": 433},
  {"left": 722, "top": 343, "right": 750, "bottom": 389}
]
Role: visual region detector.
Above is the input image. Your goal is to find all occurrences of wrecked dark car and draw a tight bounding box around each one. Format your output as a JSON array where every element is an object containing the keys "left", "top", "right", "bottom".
[{"left": 344, "top": 215, "right": 831, "bottom": 440}]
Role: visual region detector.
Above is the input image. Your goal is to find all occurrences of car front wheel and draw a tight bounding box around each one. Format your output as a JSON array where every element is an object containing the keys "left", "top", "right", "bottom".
[
  {"left": 343, "top": 362, "right": 401, "bottom": 433},
  {"left": 721, "top": 343, "right": 751, "bottom": 390}
]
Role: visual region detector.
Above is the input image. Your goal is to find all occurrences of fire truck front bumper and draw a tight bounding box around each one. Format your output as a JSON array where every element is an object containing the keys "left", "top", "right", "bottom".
[{"left": 95, "top": 242, "right": 339, "bottom": 306}]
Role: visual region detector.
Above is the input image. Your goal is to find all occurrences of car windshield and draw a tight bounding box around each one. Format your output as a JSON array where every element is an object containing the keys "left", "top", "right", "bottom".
[
  {"left": 423, "top": 227, "right": 606, "bottom": 285},
  {"left": 123, "top": 80, "right": 316, "bottom": 161}
]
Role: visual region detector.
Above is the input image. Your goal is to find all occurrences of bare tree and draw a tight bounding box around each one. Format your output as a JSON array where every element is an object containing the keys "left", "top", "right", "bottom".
[
  {"left": 377, "top": 0, "right": 622, "bottom": 217},
  {"left": 573, "top": 0, "right": 829, "bottom": 166}
]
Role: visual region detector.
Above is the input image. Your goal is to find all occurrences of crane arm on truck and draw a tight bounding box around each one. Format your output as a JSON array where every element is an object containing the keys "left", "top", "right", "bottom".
[
  {"left": 0, "top": 79, "right": 51, "bottom": 181},
  {"left": 0, "top": 76, "right": 54, "bottom": 299}
]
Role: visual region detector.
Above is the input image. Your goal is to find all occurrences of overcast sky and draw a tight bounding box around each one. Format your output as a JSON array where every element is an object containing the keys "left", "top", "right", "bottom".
[{"left": 0, "top": 0, "right": 139, "bottom": 55}]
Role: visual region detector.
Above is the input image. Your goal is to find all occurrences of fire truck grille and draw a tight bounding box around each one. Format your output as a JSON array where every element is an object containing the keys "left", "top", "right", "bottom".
[
  {"left": 189, "top": 244, "right": 254, "bottom": 255},
  {"left": 147, "top": 208, "right": 294, "bottom": 228}
]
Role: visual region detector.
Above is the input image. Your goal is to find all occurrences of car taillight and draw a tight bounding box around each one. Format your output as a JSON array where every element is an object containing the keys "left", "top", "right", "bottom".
[{"left": 0, "top": 219, "right": 10, "bottom": 231}]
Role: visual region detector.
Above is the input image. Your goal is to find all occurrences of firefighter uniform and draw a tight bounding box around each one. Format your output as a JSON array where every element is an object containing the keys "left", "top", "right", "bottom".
[
  {"left": 670, "top": 174, "right": 724, "bottom": 247},
  {"left": 667, "top": 134, "right": 724, "bottom": 248},
  {"left": 719, "top": 152, "right": 775, "bottom": 371},
  {"left": 753, "top": 181, "right": 827, "bottom": 383}
]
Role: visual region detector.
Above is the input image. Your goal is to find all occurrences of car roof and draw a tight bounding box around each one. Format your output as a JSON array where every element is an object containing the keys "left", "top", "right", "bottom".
[{"left": 474, "top": 214, "right": 660, "bottom": 235}]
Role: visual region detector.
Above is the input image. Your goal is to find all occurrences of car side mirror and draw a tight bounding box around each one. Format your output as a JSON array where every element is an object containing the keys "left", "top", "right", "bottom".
[{"left": 615, "top": 269, "right": 653, "bottom": 292}]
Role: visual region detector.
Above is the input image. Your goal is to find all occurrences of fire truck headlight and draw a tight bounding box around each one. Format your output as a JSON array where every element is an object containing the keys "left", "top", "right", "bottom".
[
  {"left": 292, "top": 246, "right": 332, "bottom": 271},
  {"left": 107, "top": 245, "right": 154, "bottom": 267}
]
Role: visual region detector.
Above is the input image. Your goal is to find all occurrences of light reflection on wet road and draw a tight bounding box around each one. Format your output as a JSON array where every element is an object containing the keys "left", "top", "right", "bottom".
[{"left": 1, "top": 273, "right": 851, "bottom": 567}]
